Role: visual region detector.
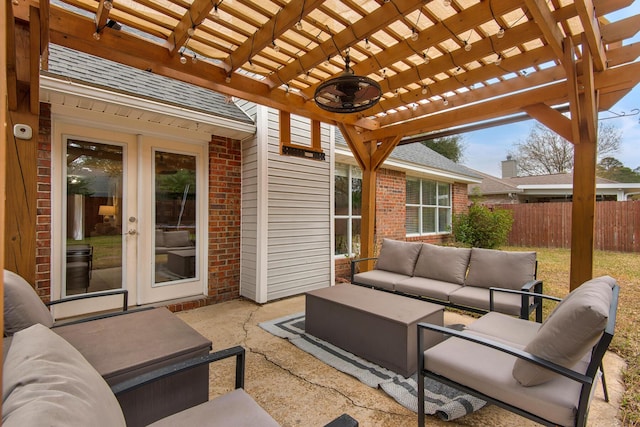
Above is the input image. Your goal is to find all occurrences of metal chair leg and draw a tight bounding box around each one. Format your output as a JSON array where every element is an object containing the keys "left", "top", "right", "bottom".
[{"left": 600, "top": 362, "right": 609, "bottom": 402}]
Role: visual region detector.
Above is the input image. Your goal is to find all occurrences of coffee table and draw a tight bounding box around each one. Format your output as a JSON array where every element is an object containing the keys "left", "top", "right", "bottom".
[
  {"left": 305, "top": 284, "right": 444, "bottom": 377},
  {"left": 167, "top": 248, "right": 196, "bottom": 277}
]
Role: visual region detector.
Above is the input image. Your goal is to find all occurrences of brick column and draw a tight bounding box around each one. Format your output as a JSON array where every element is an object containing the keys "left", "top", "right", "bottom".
[
  {"left": 35, "top": 103, "right": 52, "bottom": 301},
  {"left": 207, "top": 135, "right": 242, "bottom": 302}
]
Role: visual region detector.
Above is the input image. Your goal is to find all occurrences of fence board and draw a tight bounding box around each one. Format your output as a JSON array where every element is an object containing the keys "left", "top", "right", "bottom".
[{"left": 492, "top": 201, "right": 640, "bottom": 253}]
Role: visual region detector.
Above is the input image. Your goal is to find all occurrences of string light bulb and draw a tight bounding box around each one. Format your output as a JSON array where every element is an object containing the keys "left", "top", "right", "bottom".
[
  {"left": 443, "top": 97, "right": 449, "bottom": 106},
  {"left": 495, "top": 54, "right": 502, "bottom": 65},
  {"left": 410, "top": 29, "right": 419, "bottom": 42},
  {"left": 272, "top": 41, "right": 280, "bottom": 53},
  {"left": 187, "top": 27, "right": 195, "bottom": 37},
  {"left": 464, "top": 41, "right": 472, "bottom": 51},
  {"left": 497, "top": 27, "right": 505, "bottom": 38},
  {"left": 103, "top": 0, "right": 113, "bottom": 11},
  {"left": 93, "top": 31, "right": 101, "bottom": 40},
  {"left": 213, "top": 4, "right": 220, "bottom": 19},
  {"left": 295, "top": 21, "right": 303, "bottom": 31},
  {"left": 225, "top": 75, "right": 231, "bottom": 83},
  {"left": 421, "top": 86, "right": 428, "bottom": 95},
  {"left": 364, "top": 38, "right": 371, "bottom": 50},
  {"left": 192, "top": 54, "right": 198, "bottom": 64},
  {"left": 179, "top": 53, "right": 187, "bottom": 64}
]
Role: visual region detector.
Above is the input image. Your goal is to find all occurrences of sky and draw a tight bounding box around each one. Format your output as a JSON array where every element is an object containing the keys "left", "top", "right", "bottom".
[{"left": 461, "top": 4, "right": 640, "bottom": 177}]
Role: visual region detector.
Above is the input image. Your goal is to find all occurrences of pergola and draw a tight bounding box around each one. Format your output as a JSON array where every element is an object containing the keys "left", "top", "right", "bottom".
[{"left": 3, "top": 0, "right": 640, "bottom": 292}]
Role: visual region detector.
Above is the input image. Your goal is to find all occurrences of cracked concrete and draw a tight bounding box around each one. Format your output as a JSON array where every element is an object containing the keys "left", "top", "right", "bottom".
[{"left": 176, "top": 294, "right": 625, "bottom": 427}]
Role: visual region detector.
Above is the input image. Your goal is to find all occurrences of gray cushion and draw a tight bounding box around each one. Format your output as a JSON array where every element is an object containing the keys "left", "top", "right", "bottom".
[
  {"left": 448, "top": 286, "right": 522, "bottom": 316},
  {"left": 163, "top": 230, "right": 191, "bottom": 248},
  {"left": 512, "top": 276, "right": 615, "bottom": 386},
  {"left": 2, "top": 324, "right": 126, "bottom": 426},
  {"left": 148, "top": 389, "right": 280, "bottom": 426},
  {"left": 353, "top": 270, "right": 407, "bottom": 291},
  {"left": 413, "top": 244, "right": 471, "bottom": 285},
  {"left": 375, "top": 238, "right": 422, "bottom": 276},
  {"left": 395, "top": 276, "right": 461, "bottom": 301},
  {"left": 464, "top": 248, "right": 536, "bottom": 290},
  {"left": 3, "top": 270, "right": 54, "bottom": 335}
]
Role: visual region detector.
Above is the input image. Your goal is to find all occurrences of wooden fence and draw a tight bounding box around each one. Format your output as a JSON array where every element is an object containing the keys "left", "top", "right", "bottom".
[{"left": 492, "top": 201, "right": 640, "bottom": 253}]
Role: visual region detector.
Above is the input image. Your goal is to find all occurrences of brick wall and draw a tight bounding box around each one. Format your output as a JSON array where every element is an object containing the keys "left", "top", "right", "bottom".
[
  {"left": 334, "top": 169, "right": 470, "bottom": 282},
  {"left": 35, "top": 103, "right": 52, "bottom": 302},
  {"left": 206, "top": 135, "right": 242, "bottom": 303}
]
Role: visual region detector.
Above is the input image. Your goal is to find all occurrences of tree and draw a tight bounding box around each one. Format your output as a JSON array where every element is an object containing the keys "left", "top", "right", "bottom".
[
  {"left": 597, "top": 157, "right": 640, "bottom": 182},
  {"left": 421, "top": 135, "right": 466, "bottom": 163},
  {"left": 508, "top": 122, "right": 621, "bottom": 176}
]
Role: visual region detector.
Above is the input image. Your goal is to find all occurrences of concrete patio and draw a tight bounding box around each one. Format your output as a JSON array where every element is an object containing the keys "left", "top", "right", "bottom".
[{"left": 175, "top": 293, "right": 625, "bottom": 427}]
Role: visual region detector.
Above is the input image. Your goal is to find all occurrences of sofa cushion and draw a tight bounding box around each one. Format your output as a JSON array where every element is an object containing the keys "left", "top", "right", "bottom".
[
  {"left": 163, "top": 230, "right": 191, "bottom": 248},
  {"left": 2, "top": 324, "right": 126, "bottom": 427},
  {"left": 464, "top": 248, "right": 536, "bottom": 290},
  {"left": 3, "top": 270, "right": 54, "bottom": 336},
  {"left": 512, "top": 276, "right": 615, "bottom": 386},
  {"left": 375, "top": 238, "right": 422, "bottom": 276},
  {"left": 413, "top": 244, "right": 471, "bottom": 285},
  {"left": 395, "top": 276, "right": 461, "bottom": 302},
  {"left": 353, "top": 270, "right": 408, "bottom": 291},
  {"left": 148, "top": 389, "right": 280, "bottom": 427},
  {"left": 448, "top": 286, "right": 522, "bottom": 316}
]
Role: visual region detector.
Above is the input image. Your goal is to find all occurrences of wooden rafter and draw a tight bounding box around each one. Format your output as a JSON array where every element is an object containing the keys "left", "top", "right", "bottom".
[
  {"left": 601, "top": 14, "right": 640, "bottom": 44},
  {"left": 95, "top": 0, "right": 111, "bottom": 35},
  {"left": 575, "top": 0, "right": 607, "bottom": 71},
  {"left": 166, "top": 0, "right": 214, "bottom": 55},
  {"left": 266, "top": 0, "right": 424, "bottom": 89},
  {"left": 6, "top": 0, "right": 18, "bottom": 111},
  {"left": 29, "top": 5, "right": 40, "bottom": 114},
  {"left": 523, "top": 0, "right": 565, "bottom": 63}
]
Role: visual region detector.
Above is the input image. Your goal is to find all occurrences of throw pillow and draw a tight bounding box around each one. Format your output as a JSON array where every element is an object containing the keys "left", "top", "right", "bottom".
[
  {"left": 512, "top": 276, "right": 615, "bottom": 386},
  {"left": 3, "top": 269, "right": 54, "bottom": 336},
  {"left": 375, "top": 238, "right": 422, "bottom": 276},
  {"left": 2, "top": 324, "right": 126, "bottom": 426},
  {"left": 413, "top": 243, "right": 471, "bottom": 285}
]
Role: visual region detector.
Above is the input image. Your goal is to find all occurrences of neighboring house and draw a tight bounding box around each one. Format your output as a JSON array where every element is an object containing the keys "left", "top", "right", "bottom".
[
  {"left": 22, "top": 43, "right": 479, "bottom": 318},
  {"left": 469, "top": 157, "right": 640, "bottom": 203}
]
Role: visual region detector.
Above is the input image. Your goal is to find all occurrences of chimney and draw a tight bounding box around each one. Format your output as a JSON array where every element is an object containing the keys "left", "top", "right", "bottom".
[{"left": 502, "top": 155, "right": 518, "bottom": 178}]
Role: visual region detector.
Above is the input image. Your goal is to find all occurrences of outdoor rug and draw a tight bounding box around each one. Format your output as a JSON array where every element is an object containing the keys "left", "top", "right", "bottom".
[{"left": 259, "top": 312, "right": 486, "bottom": 421}]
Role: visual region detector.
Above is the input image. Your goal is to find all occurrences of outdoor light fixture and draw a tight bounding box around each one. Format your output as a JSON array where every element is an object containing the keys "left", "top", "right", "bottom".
[{"left": 314, "top": 51, "right": 382, "bottom": 114}]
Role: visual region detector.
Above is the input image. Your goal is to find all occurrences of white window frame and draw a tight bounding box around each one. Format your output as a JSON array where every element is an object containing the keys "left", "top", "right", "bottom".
[
  {"left": 334, "top": 164, "right": 362, "bottom": 257},
  {"left": 406, "top": 177, "right": 452, "bottom": 236}
]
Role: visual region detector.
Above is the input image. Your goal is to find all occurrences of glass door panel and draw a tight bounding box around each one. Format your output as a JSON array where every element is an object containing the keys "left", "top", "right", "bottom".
[
  {"left": 154, "top": 151, "right": 197, "bottom": 285},
  {"left": 65, "top": 139, "right": 123, "bottom": 295}
]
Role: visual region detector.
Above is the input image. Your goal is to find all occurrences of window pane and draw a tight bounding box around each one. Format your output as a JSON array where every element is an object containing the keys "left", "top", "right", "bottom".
[
  {"left": 406, "top": 206, "right": 419, "bottom": 234},
  {"left": 422, "top": 180, "right": 437, "bottom": 205},
  {"left": 438, "top": 208, "right": 451, "bottom": 232},
  {"left": 335, "top": 218, "right": 348, "bottom": 255},
  {"left": 335, "top": 175, "right": 349, "bottom": 215},
  {"left": 438, "top": 183, "right": 450, "bottom": 206},
  {"left": 406, "top": 179, "right": 420, "bottom": 204},
  {"left": 352, "top": 175, "right": 362, "bottom": 215},
  {"left": 351, "top": 218, "right": 361, "bottom": 256},
  {"left": 422, "top": 207, "right": 436, "bottom": 233}
]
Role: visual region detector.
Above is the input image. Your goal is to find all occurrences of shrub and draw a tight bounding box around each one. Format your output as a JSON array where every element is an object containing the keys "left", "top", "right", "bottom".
[{"left": 452, "top": 204, "right": 514, "bottom": 248}]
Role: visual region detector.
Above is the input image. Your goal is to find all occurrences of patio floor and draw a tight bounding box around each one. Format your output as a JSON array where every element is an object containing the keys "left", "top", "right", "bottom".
[{"left": 175, "top": 293, "right": 625, "bottom": 427}]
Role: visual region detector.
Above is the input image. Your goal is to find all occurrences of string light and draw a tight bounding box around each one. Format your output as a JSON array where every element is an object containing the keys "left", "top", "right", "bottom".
[
  {"left": 273, "top": 41, "right": 280, "bottom": 53},
  {"left": 187, "top": 27, "right": 195, "bottom": 37},
  {"left": 410, "top": 29, "right": 419, "bottom": 42},
  {"left": 364, "top": 38, "right": 371, "bottom": 50},
  {"left": 93, "top": 31, "right": 101, "bottom": 40},
  {"left": 192, "top": 54, "right": 198, "bottom": 64},
  {"left": 179, "top": 53, "right": 187, "bottom": 64},
  {"left": 464, "top": 41, "right": 472, "bottom": 51},
  {"left": 495, "top": 54, "right": 502, "bottom": 65},
  {"left": 225, "top": 75, "right": 231, "bottom": 83},
  {"left": 497, "top": 27, "right": 505, "bottom": 38},
  {"left": 421, "top": 86, "right": 428, "bottom": 95},
  {"left": 103, "top": 0, "right": 112, "bottom": 11},
  {"left": 295, "top": 21, "right": 303, "bottom": 31},
  {"left": 212, "top": 4, "right": 220, "bottom": 19},
  {"left": 443, "top": 97, "right": 449, "bottom": 106}
]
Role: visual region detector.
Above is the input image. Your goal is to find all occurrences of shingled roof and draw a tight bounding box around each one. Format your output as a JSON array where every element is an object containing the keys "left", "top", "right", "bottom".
[{"left": 44, "top": 44, "right": 254, "bottom": 125}]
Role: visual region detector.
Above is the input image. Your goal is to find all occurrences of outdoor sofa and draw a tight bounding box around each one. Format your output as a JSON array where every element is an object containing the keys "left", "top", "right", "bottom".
[
  {"left": 351, "top": 238, "right": 543, "bottom": 321},
  {"left": 417, "top": 275, "right": 619, "bottom": 427},
  {"left": 155, "top": 229, "right": 195, "bottom": 254},
  {"left": 2, "top": 323, "right": 279, "bottom": 426}
]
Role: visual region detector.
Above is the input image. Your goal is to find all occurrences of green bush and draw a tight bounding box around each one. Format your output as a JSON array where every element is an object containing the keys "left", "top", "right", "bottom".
[{"left": 452, "top": 204, "right": 514, "bottom": 248}]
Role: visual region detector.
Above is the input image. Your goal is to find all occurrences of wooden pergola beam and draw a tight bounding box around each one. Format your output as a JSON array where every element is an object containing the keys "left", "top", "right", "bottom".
[
  {"left": 166, "top": 0, "right": 214, "bottom": 55},
  {"left": 601, "top": 14, "right": 640, "bottom": 44},
  {"left": 224, "top": 0, "right": 325, "bottom": 74},
  {"left": 266, "top": 0, "right": 424, "bottom": 89},
  {"left": 95, "top": 0, "right": 111, "bottom": 36},
  {"left": 575, "top": 0, "right": 607, "bottom": 71},
  {"left": 523, "top": 0, "right": 566, "bottom": 62},
  {"left": 29, "top": 5, "right": 40, "bottom": 115},
  {"left": 522, "top": 104, "right": 572, "bottom": 142},
  {"left": 6, "top": 0, "right": 18, "bottom": 111}
]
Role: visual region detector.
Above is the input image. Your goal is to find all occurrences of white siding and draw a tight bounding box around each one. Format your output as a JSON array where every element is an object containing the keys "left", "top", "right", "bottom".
[{"left": 238, "top": 101, "right": 332, "bottom": 302}]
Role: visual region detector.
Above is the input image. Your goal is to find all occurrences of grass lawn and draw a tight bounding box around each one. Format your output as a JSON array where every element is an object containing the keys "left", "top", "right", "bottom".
[{"left": 503, "top": 246, "right": 639, "bottom": 425}]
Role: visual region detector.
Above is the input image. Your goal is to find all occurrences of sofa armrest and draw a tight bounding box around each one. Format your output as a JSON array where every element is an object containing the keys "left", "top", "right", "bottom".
[
  {"left": 46, "top": 289, "right": 129, "bottom": 311},
  {"left": 417, "top": 322, "right": 592, "bottom": 385},
  {"left": 112, "top": 346, "right": 245, "bottom": 396},
  {"left": 350, "top": 257, "right": 378, "bottom": 282},
  {"left": 489, "top": 283, "right": 551, "bottom": 322}
]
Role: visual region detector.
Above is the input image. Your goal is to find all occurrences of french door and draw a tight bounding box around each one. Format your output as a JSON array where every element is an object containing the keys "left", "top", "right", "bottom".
[{"left": 53, "top": 123, "right": 206, "bottom": 318}]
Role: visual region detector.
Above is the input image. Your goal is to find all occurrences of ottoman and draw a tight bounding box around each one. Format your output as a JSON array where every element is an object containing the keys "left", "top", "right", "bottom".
[
  {"left": 53, "top": 307, "right": 212, "bottom": 427},
  {"left": 306, "top": 284, "right": 443, "bottom": 377}
]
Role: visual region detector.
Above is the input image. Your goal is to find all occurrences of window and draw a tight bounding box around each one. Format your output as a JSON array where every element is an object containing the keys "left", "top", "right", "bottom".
[
  {"left": 335, "top": 164, "right": 362, "bottom": 256},
  {"left": 406, "top": 178, "right": 451, "bottom": 235}
]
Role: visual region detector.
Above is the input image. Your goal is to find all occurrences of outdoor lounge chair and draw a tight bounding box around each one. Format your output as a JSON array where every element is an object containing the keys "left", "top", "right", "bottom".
[
  {"left": 417, "top": 276, "right": 619, "bottom": 427},
  {"left": 2, "top": 323, "right": 279, "bottom": 426}
]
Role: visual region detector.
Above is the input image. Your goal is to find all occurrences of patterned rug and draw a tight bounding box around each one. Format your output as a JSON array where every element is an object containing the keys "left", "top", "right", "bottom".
[{"left": 259, "top": 312, "right": 486, "bottom": 421}]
